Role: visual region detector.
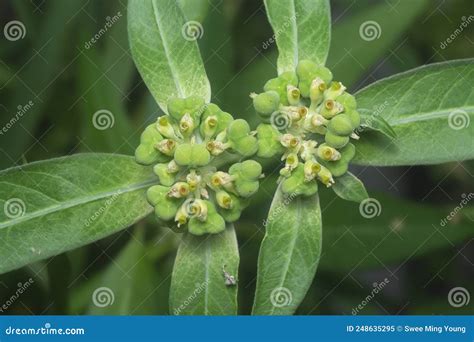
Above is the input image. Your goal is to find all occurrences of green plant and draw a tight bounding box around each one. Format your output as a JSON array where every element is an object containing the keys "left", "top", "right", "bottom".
[{"left": 0, "top": 0, "right": 472, "bottom": 316}]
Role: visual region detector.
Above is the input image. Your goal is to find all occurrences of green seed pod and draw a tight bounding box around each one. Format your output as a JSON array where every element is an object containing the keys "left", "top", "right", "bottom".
[
  {"left": 324, "top": 81, "right": 346, "bottom": 100},
  {"left": 346, "top": 109, "right": 361, "bottom": 129},
  {"left": 280, "top": 164, "right": 318, "bottom": 197},
  {"left": 336, "top": 92, "right": 357, "bottom": 112},
  {"left": 147, "top": 185, "right": 183, "bottom": 221},
  {"left": 167, "top": 96, "right": 205, "bottom": 122},
  {"left": 327, "top": 114, "right": 353, "bottom": 136},
  {"left": 317, "top": 143, "right": 341, "bottom": 161},
  {"left": 296, "top": 60, "right": 333, "bottom": 97},
  {"left": 325, "top": 131, "right": 350, "bottom": 149},
  {"left": 153, "top": 163, "right": 176, "bottom": 186},
  {"left": 256, "top": 124, "right": 284, "bottom": 158},
  {"left": 252, "top": 91, "right": 280, "bottom": 117},
  {"left": 199, "top": 103, "right": 234, "bottom": 139},
  {"left": 188, "top": 200, "right": 225, "bottom": 235},
  {"left": 227, "top": 119, "right": 258, "bottom": 156},
  {"left": 320, "top": 99, "right": 344, "bottom": 119},
  {"left": 263, "top": 71, "right": 298, "bottom": 105},
  {"left": 174, "top": 143, "right": 211, "bottom": 167},
  {"left": 135, "top": 124, "right": 169, "bottom": 165}
]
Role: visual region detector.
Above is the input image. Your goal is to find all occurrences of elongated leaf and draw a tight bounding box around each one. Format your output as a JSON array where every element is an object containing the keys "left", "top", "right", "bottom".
[
  {"left": 128, "top": 0, "right": 211, "bottom": 111},
  {"left": 328, "top": 0, "right": 429, "bottom": 86},
  {"left": 253, "top": 188, "right": 322, "bottom": 315},
  {"left": 264, "top": 0, "right": 330, "bottom": 73},
  {"left": 178, "top": 0, "right": 209, "bottom": 22},
  {"left": 353, "top": 59, "right": 474, "bottom": 166},
  {"left": 359, "top": 111, "right": 397, "bottom": 139},
  {"left": 0, "top": 154, "right": 155, "bottom": 274},
  {"left": 170, "top": 225, "right": 239, "bottom": 315},
  {"left": 332, "top": 172, "right": 369, "bottom": 203}
]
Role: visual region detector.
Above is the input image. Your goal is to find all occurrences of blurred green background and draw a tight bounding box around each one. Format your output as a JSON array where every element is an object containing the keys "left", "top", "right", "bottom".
[{"left": 0, "top": 0, "right": 472, "bottom": 315}]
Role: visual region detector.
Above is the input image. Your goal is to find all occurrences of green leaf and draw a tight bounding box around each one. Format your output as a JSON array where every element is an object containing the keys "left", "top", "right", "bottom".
[
  {"left": 319, "top": 191, "right": 474, "bottom": 272},
  {"left": 88, "top": 229, "right": 166, "bottom": 315},
  {"left": 359, "top": 111, "right": 397, "bottom": 139},
  {"left": 252, "top": 188, "right": 322, "bottom": 315},
  {"left": 263, "top": 0, "right": 330, "bottom": 73},
  {"left": 353, "top": 59, "right": 474, "bottom": 166},
  {"left": 328, "top": 0, "right": 429, "bottom": 87},
  {"left": 0, "top": 154, "right": 155, "bottom": 274},
  {"left": 178, "top": 0, "right": 209, "bottom": 22},
  {"left": 128, "top": 0, "right": 211, "bottom": 112},
  {"left": 332, "top": 172, "right": 369, "bottom": 203},
  {"left": 170, "top": 225, "right": 239, "bottom": 315}
]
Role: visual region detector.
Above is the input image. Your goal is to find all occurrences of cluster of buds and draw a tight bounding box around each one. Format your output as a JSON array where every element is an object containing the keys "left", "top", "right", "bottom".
[
  {"left": 135, "top": 96, "right": 263, "bottom": 235},
  {"left": 251, "top": 59, "right": 361, "bottom": 197}
]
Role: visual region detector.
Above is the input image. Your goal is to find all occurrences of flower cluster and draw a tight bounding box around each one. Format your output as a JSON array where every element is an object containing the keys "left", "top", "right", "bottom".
[
  {"left": 251, "top": 59, "right": 361, "bottom": 197},
  {"left": 135, "top": 96, "right": 263, "bottom": 235}
]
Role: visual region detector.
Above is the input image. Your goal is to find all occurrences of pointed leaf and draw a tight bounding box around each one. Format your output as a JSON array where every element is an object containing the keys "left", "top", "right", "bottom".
[
  {"left": 170, "top": 225, "right": 239, "bottom": 315},
  {"left": 332, "top": 172, "right": 369, "bottom": 203},
  {"left": 0, "top": 154, "right": 155, "bottom": 274},
  {"left": 253, "top": 188, "right": 322, "bottom": 315},
  {"left": 354, "top": 59, "right": 474, "bottom": 166},
  {"left": 128, "top": 0, "right": 211, "bottom": 111},
  {"left": 264, "top": 0, "right": 330, "bottom": 73},
  {"left": 359, "top": 111, "right": 397, "bottom": 139}
]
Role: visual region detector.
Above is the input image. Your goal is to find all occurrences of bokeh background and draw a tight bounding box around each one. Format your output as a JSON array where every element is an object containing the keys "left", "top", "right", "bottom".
[{"left": 0, "top": 0, "right": 473, "bottom": 315}]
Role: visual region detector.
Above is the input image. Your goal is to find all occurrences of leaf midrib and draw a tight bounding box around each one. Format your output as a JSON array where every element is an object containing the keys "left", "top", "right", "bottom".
[{"left": 0, "top": 178, "right": 156, "bottom": 230}]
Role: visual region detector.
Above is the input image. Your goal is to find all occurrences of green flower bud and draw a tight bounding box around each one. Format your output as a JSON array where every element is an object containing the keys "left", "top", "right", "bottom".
[
  {"left": 256, "top": 124, "right": 284, "bottom": 158},
  {"left": 186, "top": 170, "right": 202, "bottom": 192},
  {"left": 179, "top": 113, "right": 195, "bottom": 136},
  {"left": 210, "top": 171, "right": 234, "bottom": 191},
  {"left": 300, "top": 140, "right": 318, "bottom": 161},
  {"left": 320, "top": 99, "right": 344, "bottom": 119},
  {"left": 327, "top": 114, "right": 353, "bottom": 136},
  {"left": 186, "top": 198, "right": 208, "bottom": 222},
  {"left": 156, "top": 116, "right": 180, "bottom": 140},
  {"left": 336, "top": 92, "right": 356, "bottom": 112},
  {"left": 317, "top": 165, "right": 334, "bottom": 187},
  {"left": 168, "top": 182, "right": 190, "bottom": 198},
  {"left": 346, "top": 109, "right": 361, "bottom": 129},
  {"left": 310, "top": 78, "right": 326, "bottom": 105},
  {"left": 325, "top": 131, "right": 350, "bottom": 149},
  {"left": 147, "top": 185, "right": 183, "bottom": 221},
  {"left": 227, "top": 119, "right": 258, "bottom": 156},
  {"left": 317, "top": 143, "right": 341, "bottom": 161},
  {"left": 206, "top": 140, "right": 228, "bottom": 156},
  {"left": 174, "top": 204, "right": 189, "bottom": 227},
  {"left": 304, "top": 112, "right": 328, "bottom": 134},
  {"left": 296, "top": 60, "right": 333, "bottom": 97},
  {"left": 280, "top": 133, "right": 301, "bottom": 151},
  {"left": 188, "top": 200, "right": 225, "bottom": 235},
  {"left": 216, "top": 190, "right": 233, "bottom": 209},
  {"left": 199, "top": 104, "right": 234, "bottom": 139},
  {"left": 282, "top": 105, "right": 308, "bottom": 122},
  {"left": 135, "top": 124, "right": 169, "bottom": 165},
  {"left": 153, "top": 163, "right": 176, "bottom": 186},
  {"left": 217, "top": 193, "right": 248, "bottom": 222},
  {"left": 284, "top": 153, "right": 299, "bottom": 171},
  {"left": 263, "top": 71, "right": 298, "bottom": 105},
  {"left": 318, "top": 143, "right": 355, "bottom": 177},
  {"left": 281, "top": 164, "right": 318, "bottom": 197},
  {"left": 228, "top": 160, "right": 262, "bottom": 197},
  {"left": 174, "top": 143, "right": 211, "bottom": 167},
  {"left": 252, "top": 90, "right": 280, "bottom": 118},
  {"left": 303, "top": 160, "right": 322, "bottom": 182},
  {"left": 324, "top": 81, "right": 346, "bottom": 100},
  {"left": 167, "top": 96, "right": 205, "bottom": 122},
  {"left": 286, "top": 85, "right": 301, "bottom": 106},
  {"left": 155, "top": 139, "right": 177, "bottom": 156}
]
